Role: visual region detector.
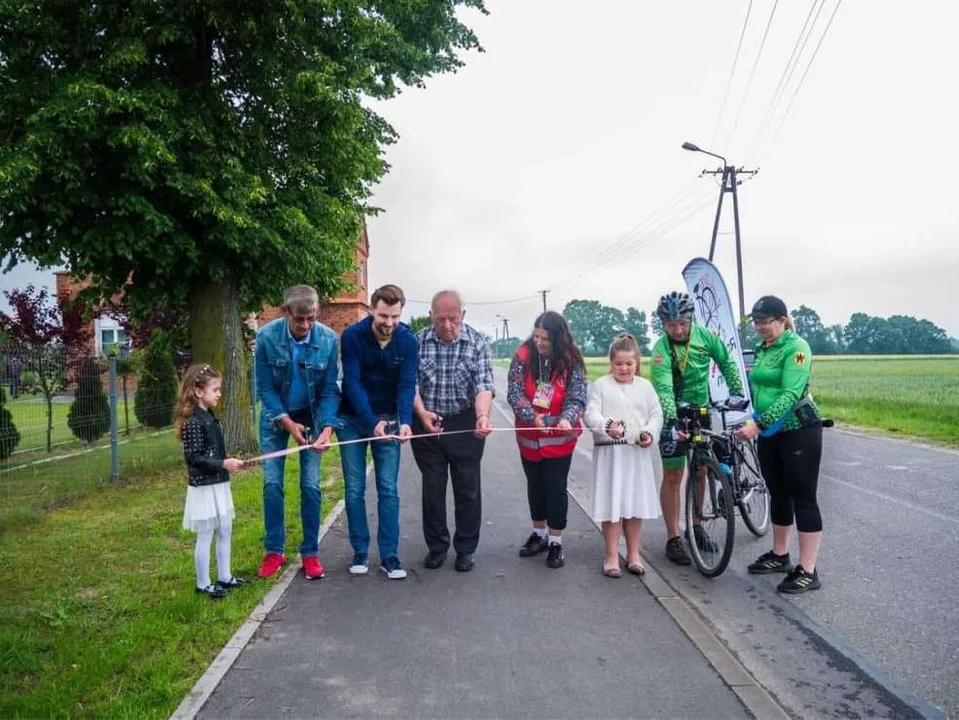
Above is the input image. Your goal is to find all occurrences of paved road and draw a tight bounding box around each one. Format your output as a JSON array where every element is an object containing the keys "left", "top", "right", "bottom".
[
  {"left": 200, "top": 420, "right": 749, "bottom": 718},
  {"left": 490, "top": 370, "right": 954, "bottom": 718}
]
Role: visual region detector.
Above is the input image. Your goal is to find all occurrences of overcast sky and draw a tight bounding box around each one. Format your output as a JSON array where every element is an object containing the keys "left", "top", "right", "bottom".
[
  {"left": 3, "top": 1, "right": 957, "bottom": 340},
  {"left": 365, "top": 0, "right": 959, "bottom": 339}
]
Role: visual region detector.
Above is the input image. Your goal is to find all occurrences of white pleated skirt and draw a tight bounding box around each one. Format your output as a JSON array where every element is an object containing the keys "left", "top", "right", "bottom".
[
  {"left": 591, "top": 444, "right": 663, "bottom": 522},
  {"left": 182, "top": 482, "right": 236, "bottom": 533}
]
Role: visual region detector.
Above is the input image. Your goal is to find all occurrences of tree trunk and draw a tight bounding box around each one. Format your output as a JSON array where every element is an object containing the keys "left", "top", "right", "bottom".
[{"left": 188, "top": 280, "right": 258, "bottom": 456}]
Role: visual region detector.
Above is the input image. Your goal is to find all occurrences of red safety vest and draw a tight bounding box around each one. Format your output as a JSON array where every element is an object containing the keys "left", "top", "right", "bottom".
[{"left": 513, "top": 345, "right": 582, "bottom": 462}]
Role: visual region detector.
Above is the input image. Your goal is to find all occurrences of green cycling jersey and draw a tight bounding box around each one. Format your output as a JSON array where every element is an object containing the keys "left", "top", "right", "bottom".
[
  {"left": 750, "top": 328, "right": 819, "bottom": 433},
  {"left": 650, "top": 324, "right": 744, "bottom": 422}
]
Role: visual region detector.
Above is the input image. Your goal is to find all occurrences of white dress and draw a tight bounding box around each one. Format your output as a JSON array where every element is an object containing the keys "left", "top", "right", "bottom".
[{"left": 586, "top": 374, "right": 664, "bottom": 522}]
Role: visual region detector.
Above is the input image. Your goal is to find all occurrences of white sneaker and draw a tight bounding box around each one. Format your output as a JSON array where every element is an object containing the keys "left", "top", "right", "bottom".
[
  {"left": 380, "top": 557, "right": 407, "bottom": 580},
  {"left": 349, "top": 554, "right": 369, "bottom": 575}
]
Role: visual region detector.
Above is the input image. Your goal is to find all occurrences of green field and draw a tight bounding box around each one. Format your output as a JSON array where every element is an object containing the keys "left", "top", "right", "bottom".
[
  {"left": 496, "top": 355, "right": 959, "bottom": 447},
  {"left": 0, "top": 437, "right": 344, "bottom": 718}
]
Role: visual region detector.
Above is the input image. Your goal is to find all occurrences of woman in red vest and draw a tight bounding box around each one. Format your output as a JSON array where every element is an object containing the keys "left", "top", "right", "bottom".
[{"left": 507, "top": 311, "right": 587, "bottom": 569}]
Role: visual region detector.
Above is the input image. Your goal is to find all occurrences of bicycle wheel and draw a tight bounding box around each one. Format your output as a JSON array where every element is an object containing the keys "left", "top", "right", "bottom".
[
  {"left": 735, "top": 440, "right": 770, "bottom": 537},
  {"left": 685, "top": 457, "right": 736, "bottom": 577}
]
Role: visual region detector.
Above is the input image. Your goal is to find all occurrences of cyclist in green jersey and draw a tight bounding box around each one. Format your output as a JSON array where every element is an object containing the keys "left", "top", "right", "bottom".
[
  {"left": 735, "top": 295, "right": 823, "bottom": 594},
  {"left": 650, "top": 291, "right": 745, "bottom": 565}
]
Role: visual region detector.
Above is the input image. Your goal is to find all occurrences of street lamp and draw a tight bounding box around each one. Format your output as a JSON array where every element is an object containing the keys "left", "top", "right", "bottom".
[{"left": 681, "top": 141, "right": 727, "bottom": 168}]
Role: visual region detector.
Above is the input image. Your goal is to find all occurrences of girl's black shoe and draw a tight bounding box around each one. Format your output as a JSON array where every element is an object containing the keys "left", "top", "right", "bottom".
[
  {"left": 196, "top": 584, "right": 227, "bottom": 600},
  {"left": 215, "top": 576, "right": 249, "bottom": 590}
]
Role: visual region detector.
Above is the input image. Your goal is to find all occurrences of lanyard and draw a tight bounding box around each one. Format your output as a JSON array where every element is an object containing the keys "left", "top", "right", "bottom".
[
  {"left": 671, "top": 341, "right": 691, "bottom": 375},
  {"left": 537, "top": 355, "right": 551, "bottom": 383}
]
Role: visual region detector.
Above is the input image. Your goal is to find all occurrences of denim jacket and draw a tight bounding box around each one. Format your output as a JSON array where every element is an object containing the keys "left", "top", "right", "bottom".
[{"left": 254, "top": 317, "right": 341, "bottom": 433}]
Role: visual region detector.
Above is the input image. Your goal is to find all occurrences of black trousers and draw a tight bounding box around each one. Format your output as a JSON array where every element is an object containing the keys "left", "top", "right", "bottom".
[
  {"left": 521, "top": 455, "right": 572, "bottom": 531},
  {"left": 757, "top": 425, "right": 823, "bottom": 533},
  {"left": 411, "top": 409, "right": 486, "bottom": 554}
]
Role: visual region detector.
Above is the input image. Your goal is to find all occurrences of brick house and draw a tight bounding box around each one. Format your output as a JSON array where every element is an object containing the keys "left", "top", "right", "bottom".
[{"left": 56, "top": 222, "right": 371, "bottom": 353}]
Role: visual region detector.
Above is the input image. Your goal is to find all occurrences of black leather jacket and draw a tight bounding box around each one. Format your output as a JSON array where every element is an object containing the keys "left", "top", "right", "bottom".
[{"left": 182, "top": 408, "right": 229, "bottom": 487}]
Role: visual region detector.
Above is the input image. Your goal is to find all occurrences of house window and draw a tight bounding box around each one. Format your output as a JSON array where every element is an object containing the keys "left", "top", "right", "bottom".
[{"left": 94, "top": 316, "right": 129, "bottom": 356}]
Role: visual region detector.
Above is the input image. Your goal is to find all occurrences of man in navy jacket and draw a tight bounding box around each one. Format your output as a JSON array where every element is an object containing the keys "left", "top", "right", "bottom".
[{"left": 338, "top": 284, "right": 418, "bottom": 579}]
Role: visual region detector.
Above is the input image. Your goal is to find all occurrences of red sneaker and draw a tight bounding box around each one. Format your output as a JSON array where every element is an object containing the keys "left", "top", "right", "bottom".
[
  {"left": 257, "top": 553, "right": 286, "bottom": 578},
  {"left": 302, "top": 556, "right": 325, "bottom": 580}
]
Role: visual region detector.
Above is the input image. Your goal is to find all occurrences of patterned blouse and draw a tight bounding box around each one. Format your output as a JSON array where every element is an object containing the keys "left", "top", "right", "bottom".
[{"left": 507, "top": 349, "right": 588, "bottom": 425}]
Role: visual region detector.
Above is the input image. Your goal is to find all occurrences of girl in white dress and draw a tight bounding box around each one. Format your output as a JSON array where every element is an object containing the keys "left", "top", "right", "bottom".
[
  {"left": 176, "top": 364, "right": 247, "bottom": 599},
  {"left": 585, "top": 334, "right": 664, "bottom": 577}
]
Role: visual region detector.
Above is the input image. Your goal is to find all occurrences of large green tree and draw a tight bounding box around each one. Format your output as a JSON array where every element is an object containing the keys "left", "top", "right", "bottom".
[
  {"left": 0, "top": 0, "right": 485, "bottom": 452},
  {"left": 562, "top": 299, "right": 625, "bottom": 356}
]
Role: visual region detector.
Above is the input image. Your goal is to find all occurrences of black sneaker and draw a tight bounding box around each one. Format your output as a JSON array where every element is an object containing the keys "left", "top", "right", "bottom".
[
  {"left": 747, "top": 551, "right": 792, "bottom": 574},
  {"left": 196, "top": 584, "right": 227, "bottom": 600},
  {"left": 665, "top": 536, "right": 691, "bottom": 565},
  {"left": 519, "top": 532, "right": 549, "bottom": 557},
  {"left": 687, "top": 524, "right": 719, "bottom": 553},
  {"left": 215, "top": 576, "right": 249, "bottom": 590},
  {"left": 546, "top": 543, "right": 565, "bottom": 569},
  {"left": 777, "top": 565, "right": 821, "bottom": 594}
]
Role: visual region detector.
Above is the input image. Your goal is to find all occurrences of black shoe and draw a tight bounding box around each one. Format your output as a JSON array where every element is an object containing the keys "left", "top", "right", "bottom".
[
  {"left": 665, "top": 536, "right": 691, "bottom": 565},
  {"left": 215, "top": 576, "right": 249, "bottom": 590},
  {"left": 546, "top": 543, "right": 565, "bottom": 569},
  {"left": 454, "top": 552, "right": 475, "bottom": 572},
  {"left": 688, "top": 524, "right": 720, "bottom": 553},
  {"left": 777, "top": 565, "right": 821, "bottom": 594},
  {"left": 424, "top": 550, "right": 447, "bottom": 569},
  {"left": 747, "top": 551, "right": 792, "bottom": 575},
  {"left": 196, "top": 584, "right": 227, "bottom": 600},
  {"left": 519, "top": 532, "right": 549, "bottom": 557}
]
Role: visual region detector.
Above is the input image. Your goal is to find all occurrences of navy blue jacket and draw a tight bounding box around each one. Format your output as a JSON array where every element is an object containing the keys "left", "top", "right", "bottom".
[{"left": 339, "top": 316, "right": 418, "bottom": 434}]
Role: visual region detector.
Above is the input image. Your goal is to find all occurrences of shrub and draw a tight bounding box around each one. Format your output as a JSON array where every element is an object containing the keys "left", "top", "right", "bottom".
[
  {"left": 134, "top": 331, "right": 177, "bottom": 428},
  {"left": 0, "top": 385, "right": 20, "bottom": 460},
  {"left": 67, "top": 358, "right": 111, "bottom": 443}
]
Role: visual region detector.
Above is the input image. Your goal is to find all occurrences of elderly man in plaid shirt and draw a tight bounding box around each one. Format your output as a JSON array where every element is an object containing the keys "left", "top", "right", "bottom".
[{"left": 412, "top": 290, "right": 495, "bottom": 573}]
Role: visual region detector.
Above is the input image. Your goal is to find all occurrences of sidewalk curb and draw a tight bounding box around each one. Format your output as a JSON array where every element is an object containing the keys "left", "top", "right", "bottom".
[{"left": 170, "top": 485, "right": 353, "bottom": 720}]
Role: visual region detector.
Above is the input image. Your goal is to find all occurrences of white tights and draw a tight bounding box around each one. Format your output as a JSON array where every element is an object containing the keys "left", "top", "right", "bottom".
[{"left": 194, "top": 521, "right": 233, "bottom": 589}]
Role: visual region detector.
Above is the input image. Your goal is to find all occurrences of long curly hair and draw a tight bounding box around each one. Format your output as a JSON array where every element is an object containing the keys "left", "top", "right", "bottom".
[
  {"left": 522, "top": 311, "right": 585, "bottom": 381},
  {"left": 174, "top": 363, "right": 221, "bottom": 439}
]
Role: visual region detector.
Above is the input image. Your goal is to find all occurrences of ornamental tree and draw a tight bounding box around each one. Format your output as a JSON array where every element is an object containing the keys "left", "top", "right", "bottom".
[{"left": 0, "top": 1, "right": 486, "bottom": 452}]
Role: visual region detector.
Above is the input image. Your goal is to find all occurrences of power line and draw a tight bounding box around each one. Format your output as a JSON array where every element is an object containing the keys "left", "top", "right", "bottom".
[
  {"left": 710, "top": 0, "right": 754, "bottom": 148},
  {"left": 746, "top": 0, "right": 826, "bottom": 163},
  {"left": 553, "top": 189, "right": 717, "bottom": 289},
  {"left": 724, "top": 0, "right": 780, "bottom": 152},
  {"left": 544, "top": 178, "right": 702, "bottom": 289},
  {"left": 765, "top": 0, "right": 843, "bottom": 156},
  {"left": 406, "top": 294, "right": 538, "bottom": 307}
]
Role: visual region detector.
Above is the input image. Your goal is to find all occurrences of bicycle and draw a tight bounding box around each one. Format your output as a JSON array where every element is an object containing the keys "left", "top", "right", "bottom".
[
  {"left": 710, "top": 406, "right": 770, "bottom": 538},
  {"left": 675, "top": 402, "right": 737, "bottom": 577}
]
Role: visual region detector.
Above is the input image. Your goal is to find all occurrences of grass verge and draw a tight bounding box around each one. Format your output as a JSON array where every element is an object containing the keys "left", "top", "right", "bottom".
[{"left": 0, "top": 445, "right": 344, "bottom": 718}]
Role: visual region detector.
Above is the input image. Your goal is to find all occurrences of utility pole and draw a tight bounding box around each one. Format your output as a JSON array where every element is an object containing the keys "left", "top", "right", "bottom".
[
  {"left": 538, "top": 289, "right": 549, "bottom": 313},
  {"left": 678, "top": 138, "right": 758, "bottom": 348}
]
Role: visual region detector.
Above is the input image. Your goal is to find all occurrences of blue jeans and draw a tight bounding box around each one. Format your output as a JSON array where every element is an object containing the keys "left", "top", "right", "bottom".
[
  {"left": 261, "top": 416, "right": 322, "bottom": 557},
  {"left": 338, "top": 415, "right": 402, "bottom": 560}
]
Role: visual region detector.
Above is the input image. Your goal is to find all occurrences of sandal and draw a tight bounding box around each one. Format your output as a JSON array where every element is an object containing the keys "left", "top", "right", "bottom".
[
  {"left": 603, "top": 564, "right": 622, "bottom": 578},
  {"left": 626, "top": 562, "right": 646, "bottom": 577}
]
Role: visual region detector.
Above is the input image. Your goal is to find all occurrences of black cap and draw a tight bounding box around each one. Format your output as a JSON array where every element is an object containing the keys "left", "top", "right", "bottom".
[{"left": 750, "top": 295, "right": 788, "bottom": 319}]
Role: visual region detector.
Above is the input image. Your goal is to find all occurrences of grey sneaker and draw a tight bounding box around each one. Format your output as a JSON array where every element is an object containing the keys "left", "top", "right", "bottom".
[{"left": 665, "top": 536, "right": 691, "bottom": 565}]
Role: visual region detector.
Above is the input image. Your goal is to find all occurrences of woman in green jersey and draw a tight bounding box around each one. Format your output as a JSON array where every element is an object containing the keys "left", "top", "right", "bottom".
[{"left": 735, "top": 296, "right": 823, "bottom": 594}]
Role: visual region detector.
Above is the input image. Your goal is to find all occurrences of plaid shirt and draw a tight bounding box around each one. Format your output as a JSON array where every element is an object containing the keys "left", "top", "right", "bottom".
[{"left": 416, "top": 324, "right": 495, "bottom": 416}]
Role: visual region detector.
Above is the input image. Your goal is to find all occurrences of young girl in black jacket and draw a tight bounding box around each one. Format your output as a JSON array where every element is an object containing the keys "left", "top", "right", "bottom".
[{"left": 176, "top": 364, "right": 246, "bottom": 599}]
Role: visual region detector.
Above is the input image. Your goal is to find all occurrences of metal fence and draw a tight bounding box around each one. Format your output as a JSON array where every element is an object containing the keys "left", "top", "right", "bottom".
[{"left": 0, "top": 344, "right": 185, "bottom": 530}]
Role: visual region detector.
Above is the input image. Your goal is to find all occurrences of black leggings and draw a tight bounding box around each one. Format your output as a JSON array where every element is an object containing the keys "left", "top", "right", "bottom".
[
  {"left": 757, "top": 425, "right": 823, "bottom": 533},
  {"left": 521, "top": 455, "right": 572, "bottom": 531}
]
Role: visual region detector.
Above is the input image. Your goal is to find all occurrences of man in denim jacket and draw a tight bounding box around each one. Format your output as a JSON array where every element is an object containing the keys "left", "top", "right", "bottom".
[{"left": 254, "top": 285, "right": 341, "bottom": 580}]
